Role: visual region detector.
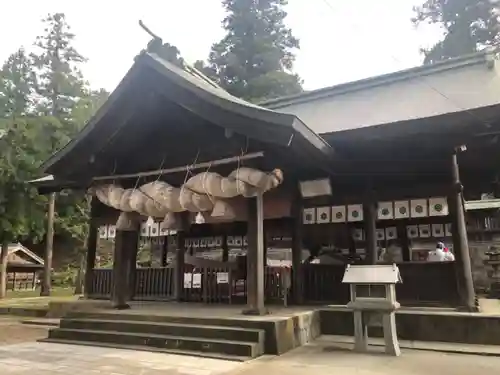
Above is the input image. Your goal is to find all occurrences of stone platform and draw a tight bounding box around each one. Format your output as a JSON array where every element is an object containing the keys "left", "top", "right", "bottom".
[
  {"left": 39, "top": 299, "right": 500, "bottom": 357},
  {"left": 42, "top": 301, "right": 321, "bottom": 359},
  {"left": 320, "top": 304, "right": 500, "bottom": 346}
]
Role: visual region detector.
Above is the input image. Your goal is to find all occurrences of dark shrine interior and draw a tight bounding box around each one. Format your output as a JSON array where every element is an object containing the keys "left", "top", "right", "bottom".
[{"left": 320, "top": 103, "right": 500, "bottom": 199}]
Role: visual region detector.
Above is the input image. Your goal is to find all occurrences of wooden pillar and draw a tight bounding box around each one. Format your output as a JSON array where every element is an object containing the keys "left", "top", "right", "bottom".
[
  {"left": 291, "top": 190, "right": 304, "bottom": 304},
  {"left": 222, "top": 234, "right": 229, "bottom": 262},
  {"left": 243, "top": 194, "right": 267, "bottom": 315},
  {"left": 161, "top": 235, "right": 168, "bottom": 267},
  {"left": 126, "top": 233, "right": 139, "bottom": 301},
  {"left": 363, "top": 198, "right": 378, "bottom": 264},
  {"left": 111, "top": 229, "right": 139, "bottom": 309},
  {"left": 41, "top": 192, "right": 55, "bottom": 296},
  {"left": 84, "top": 208, "right": 98, "bottom": 298},
  {"left": 450, "top": 151, "right": 476, "bottom": 311},
  {"left": 0, "top": 241, "right": 8, "bottom": 298},
  {"left": 398, "top": 224, "right": 411, "bottom": 262},
  {"left": 174, "top": 213, "right": 190, "bottom": 301},
  {"left": 74, "top": 252, "right": 85, "bottom": 295}
]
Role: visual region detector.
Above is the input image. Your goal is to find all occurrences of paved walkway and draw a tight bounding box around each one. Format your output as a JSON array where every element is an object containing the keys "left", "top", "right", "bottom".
[
  {"left": 239, "top": 341, "right": 500, "bottom": 375},
  {"left": 320, "top": 335, "right": 500, "bottom": 355},
  {"left": 2, "top": 340, "right": 500, "bottom": 375},
  {"left": 0, "top": 342, "right": 244, "bottom": 375},
  {"left": 0, "top": 342, "right": 500, "bottom": 375},
  {"left": 479, "top": 298, "right": 500, "bottom": 315},
  {"left": 0, "top": 319, "right": 49, "bottom": 346}
]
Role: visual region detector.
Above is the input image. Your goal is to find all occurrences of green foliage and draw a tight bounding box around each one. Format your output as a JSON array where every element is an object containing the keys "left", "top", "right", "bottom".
[
  {"left": 195, "top": 0, "right": 302, "bottom": 102},
  {"left": 0, "top": 12, "right": 109, "bottom": 251},
  {"left": 52, "top": 266, "right": 77, "bottom": 287},
  {"left": 55, "top": 191, "right": 91, "bottom": 253},
  {"left": 32, "top": 13, "right": 87, "bottom": 120},
  {"left": 413, "top": 0, "right": 499, "bottom": 64},
  {"left": 29, "top": 13, "right": 108, "bottom": 252},
  {"left": 71, "top": 88, "right": 109, "bottom": 130},
  {"left": 0, "top": 48, "right": 37, "bottom": 117},
  {"left": 0, "top": 117, "right": 56, "bottom": 242}
]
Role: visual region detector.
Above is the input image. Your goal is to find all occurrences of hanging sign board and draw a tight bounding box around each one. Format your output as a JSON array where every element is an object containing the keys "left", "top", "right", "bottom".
[
  {"left": 184, "top": 273, "right": 193, "bottom": 288},
  {"left": 192, "top": 273, "right": 202, "bottom": 289},
  {"left": 216, "top": 272, "right": 229, "bottom": 284}
]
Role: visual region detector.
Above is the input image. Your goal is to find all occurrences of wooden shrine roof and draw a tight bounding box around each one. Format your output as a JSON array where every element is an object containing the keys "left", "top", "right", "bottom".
[
  {"left": 8, "top": 243, "right": 44, "bottom": 265},
  {"left": 41, "top": 50, "right": 334, "bottom": 187},
  {"left": 6, "top": 243, "right": 44, "bottom": 272},
  {"left": 35, "top": 47, "right": 500, "bottom": 195},
  {"left": 261, "top": 51, "right": 498, "bottom": 134}
]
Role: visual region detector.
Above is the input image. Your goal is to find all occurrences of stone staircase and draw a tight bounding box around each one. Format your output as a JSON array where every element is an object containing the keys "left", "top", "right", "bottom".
[{"left": 42, "top": 312, "right": 265, "bottom": 361}]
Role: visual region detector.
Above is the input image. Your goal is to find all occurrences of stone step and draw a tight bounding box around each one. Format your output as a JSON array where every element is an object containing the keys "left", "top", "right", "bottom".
[
  {"left": 0, "top": 307, "right": 48, "bottom": 318},
  {"left": 48, "top": 328, "right": 263, "bottom": 358},
  {"left": 22, "top": 318, "right": 60, "bottom": 327},
  {"left": 41, "top": 338, "right": 252, "bottom": 362},
  {"left": 60, "top": 319, "right": 264, "bottom": 345},
  {"left": 64, "top": 311, "right": 253, "bottom": 327}
]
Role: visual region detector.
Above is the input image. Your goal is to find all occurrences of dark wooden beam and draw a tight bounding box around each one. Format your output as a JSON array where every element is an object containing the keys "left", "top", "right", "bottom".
[
  {"left": 126, "top": 234, "right": 139, "bottom": 301},
  {"left": 93, "top": 152, "right": 264, "bottom": 182},
  {"left": 450, "top": 151, "right": 476, "bottom": 312},
  {"left": 84, "top": 199, "right": 98, "bottom": 297},
  {"left": 363, "top": 192, "right": 378, "bottom": 265},
  {"left": 222, "top": 234, "right": 229, "bottom": 262},
  {"left": 243, "top": 194, "right": 267, "bottom": 315},
  {"left": 291, "top": 187, "right": 304, "bottom": 304},
  {"left": 111, "top": 229, "right": 139, "bottom": 309},
  {"left": 174, "top": 213, "right": 190, "bottom": 301},
  {"left": 161, "top": 236, "right": 168, "bottom": 267}
]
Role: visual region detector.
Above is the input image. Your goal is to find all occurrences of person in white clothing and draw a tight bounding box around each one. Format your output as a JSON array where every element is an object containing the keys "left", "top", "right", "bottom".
[
  {"left": 443, "top": 246, "right": 455, "bottom": 261},
  {"left": 427, "top": 242, "right": 455, "bottom": 262}
]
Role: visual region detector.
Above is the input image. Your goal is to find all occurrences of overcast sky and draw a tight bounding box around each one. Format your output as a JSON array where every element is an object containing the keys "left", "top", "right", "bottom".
[{"left": 1, "top": 0, "right": 441, "bottom": 92}]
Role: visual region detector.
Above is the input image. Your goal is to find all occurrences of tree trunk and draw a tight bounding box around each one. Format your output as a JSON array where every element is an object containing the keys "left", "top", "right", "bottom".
[
  {"left": 0, "top": 241, "right": 9, "bottom": 299},
  {"left": 74, "top": 251, "right": 84, "bottom": 295},
  {"left": 41, "top": 192, "right": 55, "bottom": 296}
]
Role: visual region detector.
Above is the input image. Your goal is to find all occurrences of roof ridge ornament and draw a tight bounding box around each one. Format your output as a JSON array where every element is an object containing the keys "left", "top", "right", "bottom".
[
  {"left": 139, "top": 20, "right": 162, "bottom": 51},
  {"left": 139, "top": 20, "right": 186, "bottom": 70}
]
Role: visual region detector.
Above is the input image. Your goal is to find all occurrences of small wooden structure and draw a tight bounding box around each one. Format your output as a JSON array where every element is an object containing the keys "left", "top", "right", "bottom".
[
  {"left": 6, "top": 243, "right": 44, "bottom": 290},
  {"left": 32, "top": 47, "right": 500, "bottom": 313}
]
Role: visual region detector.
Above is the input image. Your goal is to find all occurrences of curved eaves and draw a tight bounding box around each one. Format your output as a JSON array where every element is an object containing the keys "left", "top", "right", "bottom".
[{"left": 140, "top": 52, "right": 334, "bottom": 157}]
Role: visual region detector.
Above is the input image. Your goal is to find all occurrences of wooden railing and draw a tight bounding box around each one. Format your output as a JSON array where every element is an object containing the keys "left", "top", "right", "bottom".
[
  {"left": 88, "top": 265, "right": 290, "bottom": 304},
  {"left": 88, "top": 262, "right": 459, "bottom": 307},
  {"left": 88, "top": 268, "right": 113, "bottom": 298},
  {"left": 180, "top": 265, "right": 289, "bottom": 304},
  {"left": 181, "top": 265, "right": 234, "bottom": 304},
  {"left": 301, "top": 264, "right": 350, "bottom": 304},
  {"left": 396, "top": 261, "right": 460, "bottom": 306},
  {"left": 299, "top": 262, "right": 460, "bottom": 307},
  {"left": 135, "top": 268, "right": 175, "bottom": 300}
]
